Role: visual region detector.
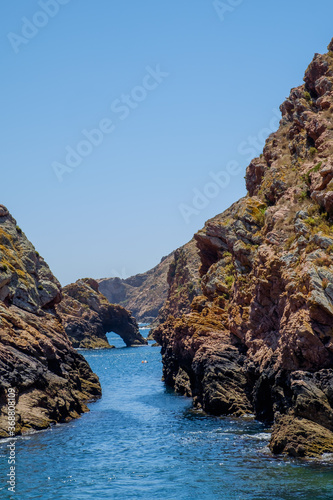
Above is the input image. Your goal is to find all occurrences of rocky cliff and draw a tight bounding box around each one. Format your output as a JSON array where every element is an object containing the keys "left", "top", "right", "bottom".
[
  {"left": 98, "top": 254, "right": 174, "bottom": 323},
  {"left": 153, "top": 40, "right": 333, "bottom": 458},
  {"left": 98, "top": 241, "right": 201, "bottom": 326},
  {"left": 0, "top": 206, "right": 101, "bottom": 437},
  {"left": 57, "top": 278, "right": 147, "bottom": 348},
  {"left": 152, "top": 239, "right": 201, "bottom": 327}
]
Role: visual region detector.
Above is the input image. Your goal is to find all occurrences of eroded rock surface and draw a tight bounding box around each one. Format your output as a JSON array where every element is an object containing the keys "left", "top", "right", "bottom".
[
  {"left": 153, "top": 40, "right": 333, "bottom": 457},
  {"left": 98, "top": 240, "right": 201, "bottom": 326},
  {"left": 152, "top": 239, "right": 201, "bottom": 328},
  {"left": 57, "top": 278, "right": 147, "bottom": 348},
  {"left": 98, "top": 254, "right": 174, "bottom": 323},
  {"left": 0, "top": 208, "right": 101, "bottom": 437}
]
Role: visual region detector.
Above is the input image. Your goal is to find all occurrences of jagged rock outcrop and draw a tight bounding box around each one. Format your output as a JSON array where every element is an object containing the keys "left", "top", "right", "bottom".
[
  {"left": 98, "top": 240, "right": 201, "bottom": 330},
  {"left": 57, "top": 278, "right": 147, "bottom": 348},
  {"left": 153, "top": 239, "right": 201, "bottom": 327},
  {"left": 153, "top": 40, "right": 333, "bottom": 458},
  {"left": 98, "top": 254, "right": 174, "bottom": 323},
  {"left": 145, "top": 239, "right": 201, "bottom": 341},
  {"left": 0, "top": 207, "right": 101, "bottom": 437}
]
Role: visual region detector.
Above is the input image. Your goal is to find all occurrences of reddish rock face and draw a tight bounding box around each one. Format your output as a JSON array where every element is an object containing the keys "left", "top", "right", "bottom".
[
  {"left": 0, "top": 207, "right": 101, "bottom": 437},
  {"left": 57, "top": 278, "right": 147, "bottom": 348},
  {"left": 152, "top": 239, "right": 201, "bottom": 328},
  {"left": 98, "top": 253, "right": 175, "bottom": 324},
  {"left": 98, "top": 239, "right": 201, "bottom": 327},
  {"left": 153, "top": 38, "right": 333, "bottom": 457}
]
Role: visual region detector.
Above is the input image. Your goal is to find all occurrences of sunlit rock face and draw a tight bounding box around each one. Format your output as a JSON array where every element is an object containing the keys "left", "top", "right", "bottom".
[
  {"left": 153, "top": 40, "right": 333, "bottom": 458},
  {"left": 0, "top": 206, "right": 101, "bottom": 437}
]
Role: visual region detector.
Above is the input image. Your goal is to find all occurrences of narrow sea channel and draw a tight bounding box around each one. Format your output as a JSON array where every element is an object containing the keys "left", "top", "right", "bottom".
[{"left": 1, "top": 328, "right": 333, "bottom": 500}]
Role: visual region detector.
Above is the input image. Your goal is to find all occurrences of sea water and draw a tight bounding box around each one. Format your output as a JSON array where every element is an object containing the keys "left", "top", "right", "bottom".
[{"left": 1, "top": 327, "right": 333, "bottom": 500}]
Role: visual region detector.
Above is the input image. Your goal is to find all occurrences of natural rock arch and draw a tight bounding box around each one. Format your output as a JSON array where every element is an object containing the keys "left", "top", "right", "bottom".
[{"left": 57, "top": 278, "right": 147, "bottom": 348}]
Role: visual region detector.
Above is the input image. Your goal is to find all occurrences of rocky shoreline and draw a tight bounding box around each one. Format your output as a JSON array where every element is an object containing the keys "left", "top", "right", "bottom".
[
  {"left": 153, "top": 40, "right": 333, "bottom": 458},
  {"left": 0, "top": 205, "right": 149, "bottom": 436},
  {"left": 0, "top": 206, "right": 101, "bottom": 437},
  {"left": 2, "top": 39, "right": 333, "bottom": 459}
]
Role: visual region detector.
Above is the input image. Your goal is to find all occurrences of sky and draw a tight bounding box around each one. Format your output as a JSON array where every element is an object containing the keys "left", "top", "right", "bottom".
[{"left": 1, "top": 0, "right": 333, "bottom": 285}]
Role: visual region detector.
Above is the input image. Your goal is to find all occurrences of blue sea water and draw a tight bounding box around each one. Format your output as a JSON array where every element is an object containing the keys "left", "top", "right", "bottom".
[{"left": 1, "top": 327, "right": 333, "bottom": 500}]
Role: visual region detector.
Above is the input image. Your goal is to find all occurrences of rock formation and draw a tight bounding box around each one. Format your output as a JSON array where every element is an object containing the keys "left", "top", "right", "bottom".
[
  {"left": 0, "top": 206, "right": 101, "bottom": 437},
  {"left": 153, "top": 40, "right": 333, "bottom": 458},
  {"left": 98, "top": 240, "right": 201, "bottom": 329},
  {"left": 57, "top": 278, "right": 147, "bottom": 348},
  {"left": 98, "top": 254, "right": 174, "bottom": 323},
  {"left": 152, "top": 239, "right": 201, "bottom": 327}
]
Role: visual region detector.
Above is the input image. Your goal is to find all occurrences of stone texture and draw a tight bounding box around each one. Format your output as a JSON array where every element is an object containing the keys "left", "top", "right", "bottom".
[
  {"left": 98, "top": 254, "right": 175, "bottom": 323},
  {"left": 153, "top": 39, "right": 333, "bottom": 458},
  {"left": 152, "top": 239, "right": 201, "bottom": 328},
  {"left": 270, "top": 415, "right": 333, "bottom": 457},
  {"left": 57, "top": 278, "right": 147, "bottom": 348},
  {"left": 0, "top": 208, "right": 101, "bottom": 437},
  {"left": 98, "top": 239, "right": 201, "bottom": 326}
]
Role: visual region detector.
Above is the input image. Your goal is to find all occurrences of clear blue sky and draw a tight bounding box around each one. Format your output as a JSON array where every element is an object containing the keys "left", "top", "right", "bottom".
[{"left": 1, "top": 0, "right": 332, "bottom": 285}]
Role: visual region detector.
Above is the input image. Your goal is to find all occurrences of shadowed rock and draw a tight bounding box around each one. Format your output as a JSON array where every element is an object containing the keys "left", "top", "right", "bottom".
[
  {"left": 153, "top": 38, "right": 333, "bottom": 458},
  {"left": 98, "top": 255, "right": 175, "bottom": 324},
  {"left": 57, "top": 278, "right": 147, "bottom": 348},
  {"left": 0, "top": 207, "right": 101, "bottom": 437}
]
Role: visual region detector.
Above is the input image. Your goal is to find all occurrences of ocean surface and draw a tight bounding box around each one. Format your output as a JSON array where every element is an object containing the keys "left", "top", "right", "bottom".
[{"left": 1, "top": 327, "right": 333, "bottom": 500}]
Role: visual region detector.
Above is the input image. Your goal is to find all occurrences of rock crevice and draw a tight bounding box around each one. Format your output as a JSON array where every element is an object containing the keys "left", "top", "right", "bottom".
[
  {"left": 0, "top": 208, "right": 101, "bottom": 437},
  {"left": 153, "top": 39, "right": 333, "bottom": 457}
]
